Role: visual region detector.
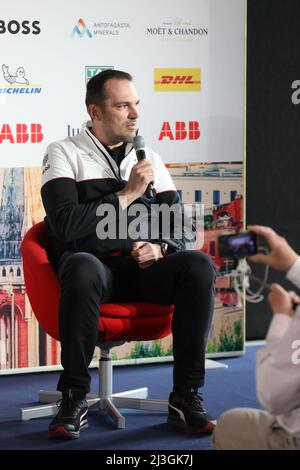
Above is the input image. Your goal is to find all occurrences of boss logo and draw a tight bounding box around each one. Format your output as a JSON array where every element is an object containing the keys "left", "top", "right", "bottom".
[{"left": 0, "top": 20, "right": 41, "bottom": 35}]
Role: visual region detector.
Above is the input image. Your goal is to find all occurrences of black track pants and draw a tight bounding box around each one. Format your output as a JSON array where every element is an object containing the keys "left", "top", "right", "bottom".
[{"left": 56, "top": 250, "right": 216, "bottom": 394}]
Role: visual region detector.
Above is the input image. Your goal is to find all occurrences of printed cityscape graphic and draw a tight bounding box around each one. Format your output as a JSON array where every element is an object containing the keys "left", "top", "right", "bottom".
[{"left": 0, "top": 162, "right": 243, "bottom": 371}]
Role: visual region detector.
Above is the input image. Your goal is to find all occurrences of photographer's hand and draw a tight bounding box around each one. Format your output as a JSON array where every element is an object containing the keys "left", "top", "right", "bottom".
[
  {"left": 268, "top": 283, "right": 300, "bottom": 317},
  {"left": 247, "top": 225, "right": 299, "bottom": 272}
]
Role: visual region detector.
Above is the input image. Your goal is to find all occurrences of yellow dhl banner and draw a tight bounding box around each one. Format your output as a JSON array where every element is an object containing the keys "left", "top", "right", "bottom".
[{"left": 154, "top": 68, "right": 201, "bottom": 91}]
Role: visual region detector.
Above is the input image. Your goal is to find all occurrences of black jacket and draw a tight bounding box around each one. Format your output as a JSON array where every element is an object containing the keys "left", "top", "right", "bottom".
[{"left": 41, "top": 124, "right": 186, "bottom": 266}]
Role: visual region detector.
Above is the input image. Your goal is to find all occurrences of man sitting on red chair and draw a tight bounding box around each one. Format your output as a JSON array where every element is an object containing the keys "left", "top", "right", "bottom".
[{"left": 41, "top": 69, "right": 216, "bottom": 439}]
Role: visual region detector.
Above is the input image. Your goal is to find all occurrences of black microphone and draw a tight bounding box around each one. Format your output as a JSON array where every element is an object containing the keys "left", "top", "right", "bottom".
[{"left": 133, "top": 135, "right": 154, "bottom": 198}]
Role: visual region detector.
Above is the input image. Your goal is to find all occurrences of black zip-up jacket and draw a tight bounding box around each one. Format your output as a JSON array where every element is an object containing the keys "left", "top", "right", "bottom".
[{"left": 41, "top": 123, "right": 186, "bottom": 267}]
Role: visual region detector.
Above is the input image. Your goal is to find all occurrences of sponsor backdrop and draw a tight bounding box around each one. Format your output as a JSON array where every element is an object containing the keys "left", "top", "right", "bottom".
[{"left": 0, "top": 0, "right": 245, "bottom": 372}]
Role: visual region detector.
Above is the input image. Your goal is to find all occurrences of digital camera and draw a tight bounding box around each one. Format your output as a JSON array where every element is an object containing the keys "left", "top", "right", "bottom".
[{"left": 218, "top": 231, "right": 258, "bottom": 259}]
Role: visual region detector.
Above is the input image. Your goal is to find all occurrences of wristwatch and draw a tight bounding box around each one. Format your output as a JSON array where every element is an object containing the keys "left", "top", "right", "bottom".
[{"left": 158, "top": 242, "right": 168, "bottom": 257}]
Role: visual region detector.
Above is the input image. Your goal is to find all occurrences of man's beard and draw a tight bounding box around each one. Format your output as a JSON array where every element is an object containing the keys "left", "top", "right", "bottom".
[
  {"left": 117, "top": 126, "right": 136, "bottom": 143},
  {"left": 124, "top": 134, "right": 135, "bottom": 143}
]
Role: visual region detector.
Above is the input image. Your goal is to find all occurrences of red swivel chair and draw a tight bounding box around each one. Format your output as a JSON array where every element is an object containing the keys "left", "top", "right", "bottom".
[{"left": 20, "top": 222, "right": 174, "bottom": 428}]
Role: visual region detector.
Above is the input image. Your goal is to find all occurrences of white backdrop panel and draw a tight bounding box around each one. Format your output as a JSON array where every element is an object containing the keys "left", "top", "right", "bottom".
[{"left": 0, "top": 0, "right": 244, "bottom": 166}]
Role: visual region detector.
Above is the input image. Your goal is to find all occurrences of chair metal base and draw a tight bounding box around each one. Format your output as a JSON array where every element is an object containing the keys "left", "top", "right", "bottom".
[{"left": 20, "top": 348, "right": 168, "bottom": 429}]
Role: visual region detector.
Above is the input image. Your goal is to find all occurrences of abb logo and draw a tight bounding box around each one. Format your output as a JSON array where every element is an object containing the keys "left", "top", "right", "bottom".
[
  {"left": 160, "top": 75, "right": 195, "bottom": 84},
  {"left": 158, "top": 121, "right": 200, "bottom": 141},
  {"left": 0, "top": 124, "right": 44, "bottom": 143}
]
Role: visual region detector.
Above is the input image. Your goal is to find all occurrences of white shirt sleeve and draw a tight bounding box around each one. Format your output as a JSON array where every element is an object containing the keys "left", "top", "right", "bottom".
[{"left": 286, "top": 256, "right": 300, "bottom": 288}]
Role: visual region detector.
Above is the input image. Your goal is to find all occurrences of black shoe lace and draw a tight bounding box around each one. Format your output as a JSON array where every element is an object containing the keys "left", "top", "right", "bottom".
[
  {"left": 185, "top": 392, "right": 206, "bottom": 412},
  {"left": 56, "top": 398, "right": 84, "bottom": 415}
]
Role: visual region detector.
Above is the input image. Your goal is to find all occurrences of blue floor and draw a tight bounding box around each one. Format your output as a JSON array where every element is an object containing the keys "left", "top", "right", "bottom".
[{"left": 0, "top": 345, "right": 261, "bottom": 450}]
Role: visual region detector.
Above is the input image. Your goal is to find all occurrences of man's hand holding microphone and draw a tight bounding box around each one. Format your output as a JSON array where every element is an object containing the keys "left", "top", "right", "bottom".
[{"left": 116, "top": 135, "right": 162, "bottom": 269}]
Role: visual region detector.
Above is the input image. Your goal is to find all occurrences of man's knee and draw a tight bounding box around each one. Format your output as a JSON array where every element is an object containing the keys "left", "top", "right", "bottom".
[
  {"left": 60, "top": 252, "right": 105, "bottom": 291},
  {"left": 212, "top": 408, "right": 249, "bottom": 450},
  {"left": 181, "top": 250, "right": 216, "bottom": 284},
  {"left": 212, "top": 410, "right": 234, "bottom": 449}
]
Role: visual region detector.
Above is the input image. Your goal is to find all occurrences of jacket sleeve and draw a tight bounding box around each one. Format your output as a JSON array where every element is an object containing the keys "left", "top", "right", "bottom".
[
  {"left": 256, "top": 311, "right": 300, "bottom": 415},
  {"left": 256, "top": 257, "right": 300, "bottom": 416},
  {"left": 41, "top": 142, "right": 120, "bottom": 243}
]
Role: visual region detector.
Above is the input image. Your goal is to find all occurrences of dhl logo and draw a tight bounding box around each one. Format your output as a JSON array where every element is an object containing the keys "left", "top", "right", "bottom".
[{"left": 154, "top": 68, "right": 201, "bottom": 91}]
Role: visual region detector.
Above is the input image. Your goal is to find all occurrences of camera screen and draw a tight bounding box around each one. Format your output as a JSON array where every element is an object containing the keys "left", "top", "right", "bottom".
[{"left": 218, "top": 232, "right": 257, "bottom": 259}]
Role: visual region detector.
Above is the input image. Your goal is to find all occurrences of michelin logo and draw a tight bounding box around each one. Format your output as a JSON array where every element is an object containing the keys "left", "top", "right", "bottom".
[
  {"left": 2, "top": 64, "right": 29, "bottom": 84},
  {"left": 1, "top": 64, "right": 42, "bottom": 94}
]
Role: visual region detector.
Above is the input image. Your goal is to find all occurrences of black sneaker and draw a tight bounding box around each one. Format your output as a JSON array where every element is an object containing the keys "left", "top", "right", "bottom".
[
  {"left": 49, "top": 389, "right": 88, "bottom": 439},
  {"left": 168, "top": 390, "right": 215, "bottom": 434}
]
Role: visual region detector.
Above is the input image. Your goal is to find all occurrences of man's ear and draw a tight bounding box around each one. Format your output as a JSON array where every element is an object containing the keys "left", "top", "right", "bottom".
[{"left": 87, "top": 104, "right": 102, "bottom": 122}]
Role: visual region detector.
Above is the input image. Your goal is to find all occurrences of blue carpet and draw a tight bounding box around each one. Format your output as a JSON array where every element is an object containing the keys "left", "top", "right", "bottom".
[{"left": 0, "top": 345, "right": 261, "bottom": 450}]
